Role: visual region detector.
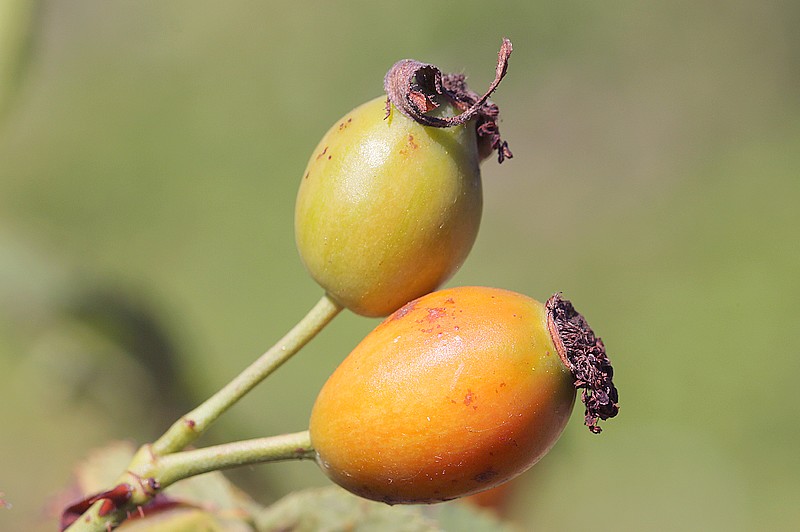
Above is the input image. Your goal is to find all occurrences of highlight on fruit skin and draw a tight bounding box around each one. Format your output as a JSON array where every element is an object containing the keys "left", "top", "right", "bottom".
[{"left": 308, "top": 286, "right": 619, "bottom": 504}]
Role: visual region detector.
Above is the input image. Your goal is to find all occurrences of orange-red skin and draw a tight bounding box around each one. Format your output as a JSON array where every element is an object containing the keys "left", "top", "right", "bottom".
[{"left": 309, "top": 286, "right": 576, "bottom": 504}]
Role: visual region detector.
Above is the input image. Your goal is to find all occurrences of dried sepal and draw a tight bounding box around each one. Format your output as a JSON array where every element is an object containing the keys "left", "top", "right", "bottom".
[
  {"left": 546, "top": 293, "right": 619, "bottom": 433},
  {"left": 383, "top": 38, "right": 514, "bottom": 163}
]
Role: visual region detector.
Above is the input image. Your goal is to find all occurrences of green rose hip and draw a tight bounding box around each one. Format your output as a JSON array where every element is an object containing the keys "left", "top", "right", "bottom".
[
  {"left": 295, "top": 39, "right": 513, "bottom": 317},
  {"left": 295, "top": 96, "right": 482, "bottom": 317}
]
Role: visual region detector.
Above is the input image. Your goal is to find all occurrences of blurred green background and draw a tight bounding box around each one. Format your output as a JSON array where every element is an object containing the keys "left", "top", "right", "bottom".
[{"left": 1, "top": 1, "right": 799, "bottom": 530}]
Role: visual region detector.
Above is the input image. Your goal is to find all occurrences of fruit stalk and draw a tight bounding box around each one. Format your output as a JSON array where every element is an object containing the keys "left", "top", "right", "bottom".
[
  {"left": 156, "top": 430, "right": 315, "bottom": 486},
  {"left": 151, "top": 293, "right": 342, "bottom": 455}
]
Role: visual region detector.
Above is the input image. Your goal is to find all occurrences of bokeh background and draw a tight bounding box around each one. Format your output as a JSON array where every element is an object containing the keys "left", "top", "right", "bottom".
[{"left": 2, "top": 1, "right": 799, "bottom": 530}]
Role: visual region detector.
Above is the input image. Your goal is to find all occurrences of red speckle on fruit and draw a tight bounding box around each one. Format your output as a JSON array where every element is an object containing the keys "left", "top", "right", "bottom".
[
  {"left": 316, "top": 146, "right": 328, "bottom": 160},
  {"left": 419, "top": 307, "right": 448, "bottom": 323},
  {"left": 464, "top": 390, "right": 476, "bottom": 406}
]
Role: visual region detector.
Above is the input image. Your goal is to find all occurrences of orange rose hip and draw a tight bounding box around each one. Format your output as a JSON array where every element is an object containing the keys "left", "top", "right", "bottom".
[{"left": 309, "top": 286, "right": 618, "bottom": 504}]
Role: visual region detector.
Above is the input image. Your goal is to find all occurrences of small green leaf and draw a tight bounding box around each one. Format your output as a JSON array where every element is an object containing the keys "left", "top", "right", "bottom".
[
  {"left": 255, "top": 486, "right": 517, "bottom": 532},
  {"left": 117, "top": 507, "right": 251, "bottom": 532},
  {"left": 256, "top": 486, "right": 438, "bottom": 532}
]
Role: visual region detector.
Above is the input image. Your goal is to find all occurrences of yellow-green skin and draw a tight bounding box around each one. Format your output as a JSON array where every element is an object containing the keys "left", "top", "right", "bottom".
[{"left": 295, "top": 96, "right": 482, "bottom": 317}]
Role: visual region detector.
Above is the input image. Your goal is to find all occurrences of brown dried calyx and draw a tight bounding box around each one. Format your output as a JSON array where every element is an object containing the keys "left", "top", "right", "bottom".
[
  {"left": 383, "top": 38, "right": 514, "bottom": 163},
  {"left": 546, "top": 293, "right": 620, "bottom": 434}
]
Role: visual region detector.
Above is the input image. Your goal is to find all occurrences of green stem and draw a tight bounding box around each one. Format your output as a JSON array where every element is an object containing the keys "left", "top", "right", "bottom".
[
  {"left": 157, "top": 430, "right": 315, "bottom": 487},
  {"left": 63, "top": 293, "right": 342, "bottom": 532},
  {"left": 65, "top": 431, "right": 315, "bottom": 532},
  {"left": 152, "top": 293, "right": 342, "bottom": 455}
]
